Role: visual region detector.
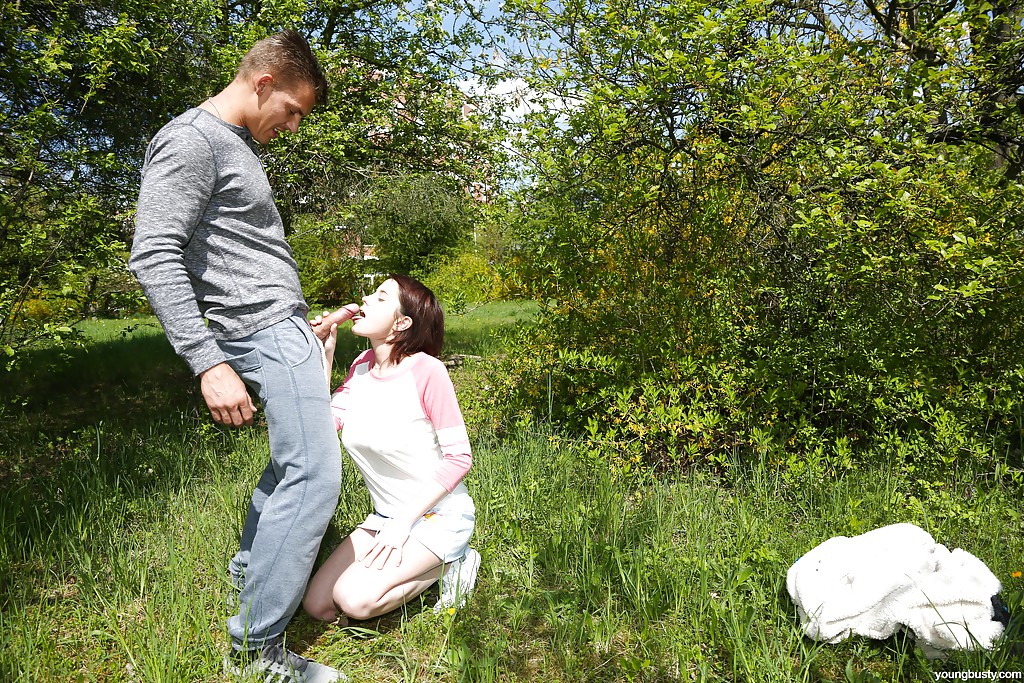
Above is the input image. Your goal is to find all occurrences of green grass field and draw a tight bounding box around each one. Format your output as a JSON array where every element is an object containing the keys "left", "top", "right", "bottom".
[{"left": 1, "top": 304, "right": 1021, "bottom": 681}]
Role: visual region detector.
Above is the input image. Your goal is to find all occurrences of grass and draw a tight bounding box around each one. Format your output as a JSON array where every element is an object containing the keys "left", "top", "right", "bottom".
[{"left": 1, "top": 303, "right": 1022, "bottom": 681}]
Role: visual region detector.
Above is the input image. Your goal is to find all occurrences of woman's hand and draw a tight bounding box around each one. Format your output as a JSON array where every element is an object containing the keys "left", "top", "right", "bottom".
[
  {"left": 361, "top": 519, "right": 413, "bottom": 570},
  {"left": 310, "top": 303, "right": 360, "bottom": 342},
  {"left": 323, "top": 319, "right": 339, "bottom": 360}
]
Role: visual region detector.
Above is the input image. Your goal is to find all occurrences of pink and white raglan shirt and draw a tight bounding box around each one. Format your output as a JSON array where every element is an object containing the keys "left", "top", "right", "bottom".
[{"left": 331, "top": 350, "right": 473, "bottom": 520}]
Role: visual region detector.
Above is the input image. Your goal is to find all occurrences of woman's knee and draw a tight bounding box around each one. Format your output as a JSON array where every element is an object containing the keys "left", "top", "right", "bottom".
[
  {"left": 303, "top": 588, "right": 337, "bottom": 621},
  {"left": 333, "top": 583, "right": 378, "bottom": 621}
]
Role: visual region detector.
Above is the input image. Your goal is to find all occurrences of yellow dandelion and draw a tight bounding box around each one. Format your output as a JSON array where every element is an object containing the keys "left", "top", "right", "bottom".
[{"left": 1012, "top": 571, "right": 1022, "bottom": 579}]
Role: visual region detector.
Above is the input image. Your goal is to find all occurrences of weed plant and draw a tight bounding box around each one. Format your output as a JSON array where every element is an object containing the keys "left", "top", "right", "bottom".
[{"left": 0, "top": 308, "right": 1021, "bottom": 681}]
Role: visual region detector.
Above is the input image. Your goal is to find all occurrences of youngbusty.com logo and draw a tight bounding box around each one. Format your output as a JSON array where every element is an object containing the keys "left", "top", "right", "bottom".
[{"left": 933, "top": 672, "right": 1022, "bottom": 681}]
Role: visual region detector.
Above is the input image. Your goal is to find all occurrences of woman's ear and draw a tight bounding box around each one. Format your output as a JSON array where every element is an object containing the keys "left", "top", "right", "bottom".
[{"left": 393, "top": 315, "right": 412, "bottom": 332}]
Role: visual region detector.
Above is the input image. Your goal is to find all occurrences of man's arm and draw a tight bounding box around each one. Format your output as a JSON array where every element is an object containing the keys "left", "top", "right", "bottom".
[
  {"left": 130, "top": 124, "right": 254, "bottom": 427},
  {"left": 129, "top": 124, "right": 224, "bottom": 376}
]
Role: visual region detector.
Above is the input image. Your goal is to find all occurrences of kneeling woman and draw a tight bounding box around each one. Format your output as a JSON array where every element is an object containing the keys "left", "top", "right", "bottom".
[{"left": 304, "top": 274, "right": 479, "bottom": 623}]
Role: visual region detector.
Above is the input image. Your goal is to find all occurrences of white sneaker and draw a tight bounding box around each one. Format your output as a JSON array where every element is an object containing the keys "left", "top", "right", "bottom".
[
  {"left": 434, "top": 548, "right": 481, "bottom": 612},
  {"left": 224, "top": 637, "right": 347, "bottom": 682}
]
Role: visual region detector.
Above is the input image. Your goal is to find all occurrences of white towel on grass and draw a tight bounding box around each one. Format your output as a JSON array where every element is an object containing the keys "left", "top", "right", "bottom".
[{"left": 786, "top": 523, "right": 1003, "bottom": 656}]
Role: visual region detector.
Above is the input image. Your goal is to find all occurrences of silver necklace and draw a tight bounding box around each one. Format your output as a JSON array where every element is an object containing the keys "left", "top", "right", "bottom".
[{"left": 206, "top": 98, "right": 223, "bottom": 119}]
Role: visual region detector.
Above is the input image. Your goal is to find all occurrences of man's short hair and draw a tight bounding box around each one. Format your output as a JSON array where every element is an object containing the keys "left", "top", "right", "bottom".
[{"left": 238, "top": 29, "right": 329, "bottom": 106}]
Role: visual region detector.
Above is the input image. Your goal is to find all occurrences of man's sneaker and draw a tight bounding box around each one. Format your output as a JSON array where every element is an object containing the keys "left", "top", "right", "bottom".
[
  {"left": 434, "top": 548, "right": 481, "bottom": 612},
  {"left": 224, "top": 636, "right": 347, "bottom": 683}
]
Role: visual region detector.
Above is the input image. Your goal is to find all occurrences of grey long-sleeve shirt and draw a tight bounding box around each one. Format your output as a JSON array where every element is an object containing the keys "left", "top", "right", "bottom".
[{"left": 129, "top": 108, "right": 308, "bottom": 375}]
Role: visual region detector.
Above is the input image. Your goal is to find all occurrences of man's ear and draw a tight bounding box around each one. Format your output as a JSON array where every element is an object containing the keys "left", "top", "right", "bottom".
[{"left": 254, "top": 73, "right": 274, "bottom": 95}]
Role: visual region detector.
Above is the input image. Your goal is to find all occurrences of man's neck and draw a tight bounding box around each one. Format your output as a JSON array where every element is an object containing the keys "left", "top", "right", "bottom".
[{"left": 199, "top": 82, "right": 247, "bottom": 128}]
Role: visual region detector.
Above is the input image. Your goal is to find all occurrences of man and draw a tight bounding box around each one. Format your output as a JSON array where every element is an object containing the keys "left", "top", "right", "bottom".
[{"left": 130, "top": 30, "right": 345, "bottom": 683}]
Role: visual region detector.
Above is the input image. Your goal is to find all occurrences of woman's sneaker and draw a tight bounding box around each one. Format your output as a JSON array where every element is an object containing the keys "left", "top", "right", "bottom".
[
  {"left": 224, "top": 636, "right": 346, "bottom": 683},
  {"left": 434, "top": 548, "right": 481, "bottom": 612}
]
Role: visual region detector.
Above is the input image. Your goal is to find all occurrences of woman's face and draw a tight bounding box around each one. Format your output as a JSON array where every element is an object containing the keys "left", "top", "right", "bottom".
[{"left": 351, "top": 279, "right": 409, "bottom": 340}]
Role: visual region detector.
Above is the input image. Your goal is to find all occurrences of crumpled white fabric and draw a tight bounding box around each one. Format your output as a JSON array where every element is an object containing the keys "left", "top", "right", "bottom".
[{"left": 786, "top": 523, "right": 1004, "bottom": 656}]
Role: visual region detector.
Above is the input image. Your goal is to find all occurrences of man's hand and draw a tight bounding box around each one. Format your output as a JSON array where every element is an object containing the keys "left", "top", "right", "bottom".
[{"left": 199, "top": 362, "right": 256, "bottom": 427}]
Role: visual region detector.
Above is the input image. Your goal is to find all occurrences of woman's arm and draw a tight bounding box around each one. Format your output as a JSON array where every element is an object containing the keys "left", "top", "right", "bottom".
[
  {"left": 310, "top": 303, "right": 360, "bottom": 382},
  {"left": 417, "top": 358, "right": 473, "bottom": 491},
  {"left": 363, "top": 357, "right": 473, "bottom": 570},
  {"left": 330, "top": 349, "right": 373, "bottom": 431},
  {"left": 360, "top": 480, "right": 450, "bottom": 570}
]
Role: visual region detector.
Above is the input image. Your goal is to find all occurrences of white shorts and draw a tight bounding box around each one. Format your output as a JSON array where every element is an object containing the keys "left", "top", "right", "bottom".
[{"left": 359, "top": 500, "right": 474, "bottom": 564}]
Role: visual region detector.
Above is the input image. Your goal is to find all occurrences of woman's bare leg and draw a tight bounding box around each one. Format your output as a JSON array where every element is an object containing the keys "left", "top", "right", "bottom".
[{"left": 304, "top": 528, "right": 447, "bottom": 621}]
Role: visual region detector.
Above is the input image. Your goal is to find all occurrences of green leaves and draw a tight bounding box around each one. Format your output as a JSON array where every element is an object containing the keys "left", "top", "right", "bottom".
[
  {"left": 487, "top": 0, "right": 1024, "bottom": 479},
  {"left": 0, "top": 0, "right": 222, "bottom": 360},
  {"left": 1, "top": 0, "right": 508, "bottom": 360}
]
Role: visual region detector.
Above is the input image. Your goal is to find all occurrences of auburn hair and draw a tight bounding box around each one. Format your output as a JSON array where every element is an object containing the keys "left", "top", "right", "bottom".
[{"left": 388, "top": 274, "right": 444, "bottom": 362}]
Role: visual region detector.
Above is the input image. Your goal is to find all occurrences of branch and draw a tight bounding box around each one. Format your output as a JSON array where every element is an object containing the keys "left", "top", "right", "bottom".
[{"left": 862, "top": 0, "right": 946, "bottom": 66}]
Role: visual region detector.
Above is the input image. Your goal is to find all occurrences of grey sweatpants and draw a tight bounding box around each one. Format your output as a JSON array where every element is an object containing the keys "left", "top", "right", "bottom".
[{"left": 220, "top": 313, "right": 342, "bottom": 648}]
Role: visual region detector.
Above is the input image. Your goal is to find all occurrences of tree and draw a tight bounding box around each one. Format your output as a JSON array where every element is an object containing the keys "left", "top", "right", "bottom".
[
  {"left": 0, "top": 0, "right": 221, "bottom": 359},
  {"left": 288, "top": 172, "right": 482, "bottom": 304},
  {"left": 0, "top": 0, "right": 506, "bottom": 363},
  {"left": 362, "top": 172, "right": 480, "bottom": 276},
  {"left": 490, "top": 0, "right": 1024, "bottom": 472}
]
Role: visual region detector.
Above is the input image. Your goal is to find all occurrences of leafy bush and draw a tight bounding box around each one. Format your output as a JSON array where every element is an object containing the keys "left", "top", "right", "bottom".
[
  {"left": 0, "top": 1, "right": 220, "bottom": 362},
  {"left": 289, "top": 217, "right": 371, "bottom": 304},
  {"left": 491, "top": 329, "right": 1024, "bottom": 490},
  {"left": 360, "top": 173, "right": 480, "bottom": 278},
  {"left": 489, "top": 152, "right": 1024, "bottom": 483},
  {"left": 290, "top": 173, "right": 487, "bottom": 305},
  {"left": 422, "top": 251, "right": 501, "bottom": 314},
  {"left": 489, "top": 0, "right": 1024, "bottom": 486}
]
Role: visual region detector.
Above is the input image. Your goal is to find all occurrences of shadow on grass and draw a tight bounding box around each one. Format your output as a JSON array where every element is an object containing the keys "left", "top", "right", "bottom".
[
  {"left": 2, "top": 327, "right": 197, "bottom": 446},
  {"left": 0, "top": 327, "right": 234, "bottom": 603}
]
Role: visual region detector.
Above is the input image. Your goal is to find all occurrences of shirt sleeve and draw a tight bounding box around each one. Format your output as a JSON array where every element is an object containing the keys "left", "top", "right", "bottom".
[
  {"left": 416, "top": 357, "right": 472, "bottom": 492},
  {"left": 129, "top": 124, "right": 223, "bottom": 375},
  {"left": 331, "top": 350, "right": 373, "bottom": 431}
]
